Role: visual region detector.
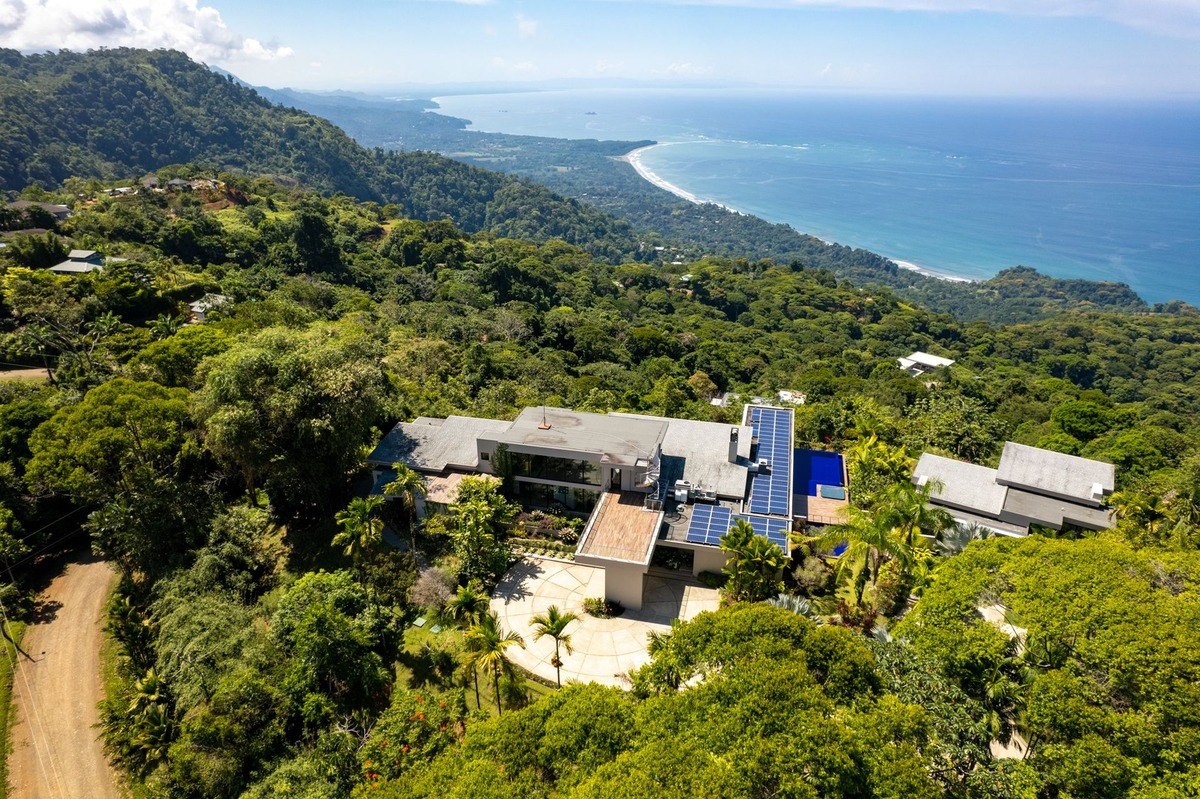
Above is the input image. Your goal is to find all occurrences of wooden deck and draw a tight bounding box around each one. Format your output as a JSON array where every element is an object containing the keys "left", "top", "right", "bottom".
[
  {"left": 577, "top": 492, "right": 662, "bottom": 563},
  {"left": 795, "top": 493, "right": 849, "bottom": 526}
]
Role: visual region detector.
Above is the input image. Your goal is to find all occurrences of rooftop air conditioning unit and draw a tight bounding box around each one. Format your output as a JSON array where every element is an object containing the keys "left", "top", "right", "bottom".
[
  {"left": 674, "top": 480, "right": 692, "bottom": 504},
  {"left": 757, "top": 458, "right": 771, "bottom": 473}
]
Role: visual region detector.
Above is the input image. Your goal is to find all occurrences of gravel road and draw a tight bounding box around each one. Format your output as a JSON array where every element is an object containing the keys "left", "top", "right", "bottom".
[{"left": 8, "top": 558, "right": 119, "bottom": 799}]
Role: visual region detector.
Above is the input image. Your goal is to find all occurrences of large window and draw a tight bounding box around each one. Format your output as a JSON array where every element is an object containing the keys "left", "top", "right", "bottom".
[
  {"left": 514, "top": 482, "right": 599, "bottom": 513},
  {"left": 510, "top": 453, "right": 601, "bottom": 486}
]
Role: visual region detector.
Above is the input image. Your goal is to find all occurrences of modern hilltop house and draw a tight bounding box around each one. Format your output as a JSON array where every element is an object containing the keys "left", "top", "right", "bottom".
[
  {"left": 368, "top": 405, "right": 849, "bottom": 610},
  {"left": 913, "top": 442, "right": 1115, "bottom": 536}
]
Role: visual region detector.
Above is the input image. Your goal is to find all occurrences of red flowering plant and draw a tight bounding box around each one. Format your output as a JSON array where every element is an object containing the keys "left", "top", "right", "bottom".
[{"left": 359, "top": 688, "right": 466, "bottom": 783}]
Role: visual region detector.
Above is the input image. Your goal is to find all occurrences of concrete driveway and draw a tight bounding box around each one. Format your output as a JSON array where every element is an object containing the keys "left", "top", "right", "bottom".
[{"left": 490, "top": 557, "right": 720, "bottom": 688}]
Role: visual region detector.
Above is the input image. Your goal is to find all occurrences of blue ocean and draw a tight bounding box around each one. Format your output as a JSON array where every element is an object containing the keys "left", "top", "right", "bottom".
[{"left": 432, "top": 90, "right": 1200, "bottom": 305}]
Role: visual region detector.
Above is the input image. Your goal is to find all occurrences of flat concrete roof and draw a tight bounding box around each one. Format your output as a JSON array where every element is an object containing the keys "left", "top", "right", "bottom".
[
  {"left": 996, "top": 442, "right": 1114, "bottom": 504},
  {"left": 914, "top": 453, "right": 1008, "bottom": 517},
  {"left": 612, "top": 413, "right": 750, "bottom": 499},
  {"left": 899, "top": 351, "right": 955, "bottom": 369},
  {"left": 368, "top": 415, "right": 511, "bottom": 472},
  {"left": 487, "top": 407, "right": 667, "bottom": 467},
  {"left": 1002, "top": 487, "right": 1113, "bottom": 531}
]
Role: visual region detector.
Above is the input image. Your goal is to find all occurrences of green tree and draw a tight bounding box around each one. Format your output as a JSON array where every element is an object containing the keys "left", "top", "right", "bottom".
[
  {"left": 464, "top": 610, "right": 524, "bottom": 715},
  {"left": 383, "top": 462, "right": 427, "bottom": 549},
  {"left": 720, "top": 521, "right": 788, "bottom": 604},
  {"left": 192, "top": 322, "right": 387, "bottom": 515},
  {"left": 447, "top": 477, "right": 516, "bottom": 586},
  {"left": 530, "top": 604, "right": 579, "bottom": 687},
  {"left": 333, "top": 495, "right": 385, "bottom": 569}
]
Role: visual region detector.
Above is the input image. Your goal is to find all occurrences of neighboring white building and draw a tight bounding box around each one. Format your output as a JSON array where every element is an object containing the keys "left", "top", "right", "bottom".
[
  {"left": 913, "top": 442, "right": 1115, "bottom": 536},
  {"left": 898, "top": 350, "right": 956, "bottom": 377}
]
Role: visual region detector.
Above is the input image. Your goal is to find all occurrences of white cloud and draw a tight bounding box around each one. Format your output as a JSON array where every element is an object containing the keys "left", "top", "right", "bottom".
[
  {"left": 0, "top": 0, "right": 294, "bottom": 62},
  {"left": 597, "top": 0, "right": 1200, "bottom": 38},
  {"left": 516, "top": 13, "right": 538, "bottom": 38},
  {"left": 664, "top": 61, "right": 713, "bottom": 76}
]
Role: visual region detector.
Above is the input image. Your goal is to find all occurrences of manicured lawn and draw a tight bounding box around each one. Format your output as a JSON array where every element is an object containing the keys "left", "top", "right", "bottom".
[{"left": 396, "top": 624, "right": 554, "bottom": 718}]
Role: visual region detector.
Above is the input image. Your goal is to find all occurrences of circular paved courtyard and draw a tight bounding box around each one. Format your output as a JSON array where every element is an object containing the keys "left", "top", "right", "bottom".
[{"left": 490, "top": 557, "right": 721, "bottom": 688}]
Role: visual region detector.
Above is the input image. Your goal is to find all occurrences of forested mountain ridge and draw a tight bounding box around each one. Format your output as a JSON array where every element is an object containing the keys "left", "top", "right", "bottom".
[
  {"left": 0, "top": 47, "right": 1157, "bottom": 322},
  {"left": 256, "top": 85, "right": 1155, "bottom": 323},
  {"left": 0, "top": 48, "right": 641, "bottom": 260}
]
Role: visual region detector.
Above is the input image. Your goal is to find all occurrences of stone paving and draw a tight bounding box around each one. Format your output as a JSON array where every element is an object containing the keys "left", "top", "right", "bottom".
[{"left": 490, "top": 557, "right": 721, "bottom": 688}]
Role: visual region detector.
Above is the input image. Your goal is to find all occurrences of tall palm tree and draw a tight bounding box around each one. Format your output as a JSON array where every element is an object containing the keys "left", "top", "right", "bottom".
[
  {"left": 384, "top": 462, "right": 427, "bottom": 550},
  {"left": 445, "top": 583, "right": 490, "bottom": 629},
  {"left": 464, "top": 610, "right": 524, "bottom": 715},
  {"left": 530, "top": 605, "right": 579, "bottom": 687},
  {"left": 332, "top": 495, "right": 385, "bottom": 567}
]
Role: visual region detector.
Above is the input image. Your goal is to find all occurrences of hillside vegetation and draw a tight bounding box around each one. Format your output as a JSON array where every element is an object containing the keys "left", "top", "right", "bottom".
[{"left": 1, "top": 172, "right": 1199, "bottom": 797}]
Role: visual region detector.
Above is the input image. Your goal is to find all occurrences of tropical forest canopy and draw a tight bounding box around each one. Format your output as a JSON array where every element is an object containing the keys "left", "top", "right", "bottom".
[{"left": 0, "top": 47, "right": 1199, "bottom": 799}]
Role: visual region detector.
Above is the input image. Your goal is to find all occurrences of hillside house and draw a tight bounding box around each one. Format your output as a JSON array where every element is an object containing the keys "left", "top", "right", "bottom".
[
  {"left": 48, "top": 249, "right": 104, "bottom": 275},
  {"left": 913, "top": 442, "right": 1114, "bottom": 536},
  {"left": 898, "top": 351, "right": 955, "bottom": 377},
  {"left": 368, "top": 405, "right": 848, "bottom": 610}
]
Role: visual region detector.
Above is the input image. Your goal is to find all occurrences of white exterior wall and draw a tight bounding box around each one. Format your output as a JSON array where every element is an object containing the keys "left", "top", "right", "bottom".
[{"left": 602, "top": 562, "right": 647, "bottom": 610}]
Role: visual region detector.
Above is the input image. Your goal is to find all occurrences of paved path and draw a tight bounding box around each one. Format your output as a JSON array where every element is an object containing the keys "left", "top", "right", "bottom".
[
  {"left": 490, "top": 557, "right": 719, "bottom": 688},
  {"left": 8, "top": 559, "right": 119, "bottom": 799}
]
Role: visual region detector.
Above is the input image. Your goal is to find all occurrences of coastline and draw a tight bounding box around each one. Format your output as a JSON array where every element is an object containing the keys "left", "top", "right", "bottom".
[{"left": 619, "top": 143, "right": 978, "bottom": 286}]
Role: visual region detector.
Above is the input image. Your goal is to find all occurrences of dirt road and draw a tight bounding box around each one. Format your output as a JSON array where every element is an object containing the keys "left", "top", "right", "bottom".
[{"left": 7, "top": 558, "right": 119, "bottom": 799}]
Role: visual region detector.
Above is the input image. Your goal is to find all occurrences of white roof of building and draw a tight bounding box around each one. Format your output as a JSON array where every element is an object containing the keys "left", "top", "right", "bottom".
[
  {"left": 485, "top": 407, "right": 667, "bottom": 468},
  {"left": 996, "top": 442, "right": 1114, "bottom": 504},
  {"left": 914, "top": 453, "right": 1008, "bottom": 516},
  {"left": 613, "top": 413, "right": 751, "bottom": 498},
  {"left": 67, "top": 249, "right": 98, "bottom": 260},
  {"left": 368, "top": 415, "right": 511, "bottom": 472},
  {"left": 899, "top": 351, "right": 955, "bottom": 369}
]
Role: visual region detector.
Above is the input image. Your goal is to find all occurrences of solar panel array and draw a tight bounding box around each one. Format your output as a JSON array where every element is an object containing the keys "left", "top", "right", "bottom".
[
  {"left": 685, "top": 506, "right": 790, "bottom": 549},
  {"left": 685, "top": 503, "right": 735, "bottom": 546},
  {"left": 747, "top": 406, "right": 793, "bottom": 517},
  {"left": 743, "top": 514, "right": 790, "bottom": 548}
]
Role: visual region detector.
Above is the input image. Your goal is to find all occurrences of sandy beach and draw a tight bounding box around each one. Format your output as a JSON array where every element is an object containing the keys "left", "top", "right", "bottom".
[
  {"left": 619, "top": 143, "right": 740, "bottom": 213},
  {"left": 619, "top": 144, "right": 978, "bottom": 286}
]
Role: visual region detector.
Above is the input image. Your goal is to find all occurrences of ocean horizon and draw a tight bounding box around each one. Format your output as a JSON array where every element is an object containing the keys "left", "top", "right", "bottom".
[{"left": 432, "top": 89, "right": 1200, "bottom": 305}]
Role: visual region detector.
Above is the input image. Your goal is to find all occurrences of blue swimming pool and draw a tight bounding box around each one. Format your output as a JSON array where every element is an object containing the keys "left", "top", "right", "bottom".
[{"left": 793, "top": 449, "right": 845, "bottom": 497}]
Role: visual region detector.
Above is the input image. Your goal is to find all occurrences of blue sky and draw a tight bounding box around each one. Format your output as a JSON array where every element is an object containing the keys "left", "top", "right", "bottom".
[{"left": 2, "top": 0, "right": 1199, "bottom": 97}]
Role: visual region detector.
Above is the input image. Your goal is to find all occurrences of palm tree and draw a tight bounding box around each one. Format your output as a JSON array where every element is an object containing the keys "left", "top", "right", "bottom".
[
  {"left": 332, "top": 495, "right": 385, "bottom": 567},
  {"left": 384, "top": 462, "right": 427, "bottom": 550},
  {"left": 877, "top": 479, "right": 954, "bottom": 551},
  {"left": 719, "top": 519, "right": 755, "bottom": 595},
  {"left": 148, "top": 313, "right": 183, "bottom": 340},
  {"left": 445, "top": 583, "right": 490, "bottom": 629},
  {"left": 530, "top": 605, "right": 579, "bottom": 687},
  {"left": 814, "top": 503, "right": 907, "bottom": 605},
  {"left": 464, "top": 610, "right": 524, "bottom": 715}
]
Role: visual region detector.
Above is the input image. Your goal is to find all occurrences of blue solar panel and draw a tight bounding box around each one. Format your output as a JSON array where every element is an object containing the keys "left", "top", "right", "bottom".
[
  {"left": 685, "top": 503, "right": 734, "bottom": 546},
  {"left": 685, "top": 505, "right": 792, "bottom": 551},
  {"left": 747, "top": 406, "right": 793, "bottom": 517},
  {"left": 743, "top": 514, "right": 791, "bottom": 549}
]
